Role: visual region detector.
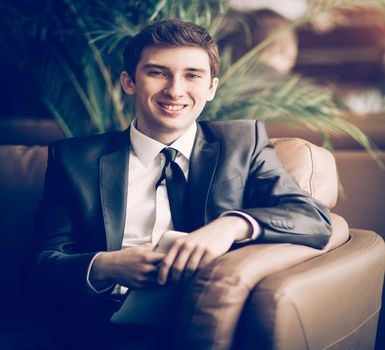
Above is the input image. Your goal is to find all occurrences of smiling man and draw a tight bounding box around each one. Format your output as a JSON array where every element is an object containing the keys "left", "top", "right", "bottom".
[
  {"left": 24, "top": 20, "right": 332, "bottom": 350},
  {"left": 120, "top": 46, "right": 218, "bottom": 144}
]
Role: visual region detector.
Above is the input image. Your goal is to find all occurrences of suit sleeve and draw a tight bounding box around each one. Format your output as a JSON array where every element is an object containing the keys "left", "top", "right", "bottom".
[
  {"left": 240, "top": 121, "right": 332, "bottom": 249},
  {"left": 32, "top": 143, "right": 106, "bottom": 310}
]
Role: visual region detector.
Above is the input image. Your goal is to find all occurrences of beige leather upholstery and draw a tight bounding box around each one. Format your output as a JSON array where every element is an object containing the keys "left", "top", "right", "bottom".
[
  {"left": 174, "top": 214, "right": 350, "bottom": 349},
  {"left": 173, "top": 138, "right": 385, "bottom": 350},
  {"left": 239, "top": 229, "right": 384, "bottom": 350},
  {"left": 0, "top": 146, "right": 48, "bottom": 314},
  {"left": 267, "top": 117, "right": 385, "bottom": 242},
  {"left": 272, "top": 137, "right": 338, "bottom": 209}
]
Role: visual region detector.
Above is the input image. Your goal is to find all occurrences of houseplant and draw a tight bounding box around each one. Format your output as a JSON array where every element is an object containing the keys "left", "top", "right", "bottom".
[{"left": 1, "top": 0, "right": 384, "bottom": 156}]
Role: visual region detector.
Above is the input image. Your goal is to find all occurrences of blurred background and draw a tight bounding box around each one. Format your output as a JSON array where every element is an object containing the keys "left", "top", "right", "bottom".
[
  {"left": 0, "top": 1, "right": 384, "bottom": 246},
  {"left": 0, "top": 1, "right": 384, "bottom": 348}
]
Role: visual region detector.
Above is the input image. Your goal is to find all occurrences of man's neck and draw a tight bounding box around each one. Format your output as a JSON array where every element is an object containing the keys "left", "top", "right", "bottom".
[{"left": 135, "top": 121, "right": 196, "bottom": 146}]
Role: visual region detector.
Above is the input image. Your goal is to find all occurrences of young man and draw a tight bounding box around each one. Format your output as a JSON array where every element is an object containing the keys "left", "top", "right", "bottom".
[{"left": 27, "top": 19, "right": 331, "bottom": 349}]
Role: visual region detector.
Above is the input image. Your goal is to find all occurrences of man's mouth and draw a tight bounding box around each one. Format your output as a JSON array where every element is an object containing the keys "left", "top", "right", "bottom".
[{"left": 157, "top": 102, "right": 187, "bottom": 112}]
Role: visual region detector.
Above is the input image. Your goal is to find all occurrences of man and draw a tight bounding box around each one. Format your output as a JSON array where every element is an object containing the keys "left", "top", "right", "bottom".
[{"left": 28, "top": 19, "right": 331, "bottom": 349}]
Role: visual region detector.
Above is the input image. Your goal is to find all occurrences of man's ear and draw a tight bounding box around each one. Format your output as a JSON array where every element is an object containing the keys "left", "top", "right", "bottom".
[
  {"left": 121, "top": 71, "right": 136, "bottom": 96},
  {"left": 206, "top": 77, "right": 219, "bottom": 101}
]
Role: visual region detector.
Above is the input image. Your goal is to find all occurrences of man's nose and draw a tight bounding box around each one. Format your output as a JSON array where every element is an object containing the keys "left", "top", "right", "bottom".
[{"left": 163, "top": 77, "right": 185, "bottom": 99}]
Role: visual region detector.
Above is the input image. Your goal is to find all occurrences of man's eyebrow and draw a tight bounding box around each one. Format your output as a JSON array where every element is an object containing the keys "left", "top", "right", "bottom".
[
  {"left": 142, "top": 63, "right": 209, "bottom": 74},
  {"left": 142, "top": 64, "right": 168, "bottom": 70},
  {"left": 185, "top": 67, "right": 209, "bottom": 74}
]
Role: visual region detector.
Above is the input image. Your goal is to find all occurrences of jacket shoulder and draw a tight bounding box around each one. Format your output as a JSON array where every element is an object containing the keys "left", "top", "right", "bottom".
[
  {"left": 49, "top": 129, "right": 129, "bottom": 162},
  {"left": 197, "top": 119, "right": 268, "bottom": 145}
]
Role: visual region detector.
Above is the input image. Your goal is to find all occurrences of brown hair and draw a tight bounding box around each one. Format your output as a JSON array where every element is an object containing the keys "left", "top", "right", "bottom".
[{"left": 123, "top": 20, "right": 220, "bottom": 81}]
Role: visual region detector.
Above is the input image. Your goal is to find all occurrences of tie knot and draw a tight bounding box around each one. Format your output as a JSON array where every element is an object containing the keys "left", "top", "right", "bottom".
[{"left": 161, "top": 147, "right": 178, "bottom": 164}]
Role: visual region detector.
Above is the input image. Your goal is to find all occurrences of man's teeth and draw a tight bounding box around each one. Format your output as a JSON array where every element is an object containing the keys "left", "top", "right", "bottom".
[{"left": 160, "top": 103, "right": 185, "bottom": 111}]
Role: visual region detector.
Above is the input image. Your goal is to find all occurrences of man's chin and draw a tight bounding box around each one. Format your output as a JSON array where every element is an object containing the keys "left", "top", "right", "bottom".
[{"left": 156, "top": 113, "right": 194, "bottom": 128}]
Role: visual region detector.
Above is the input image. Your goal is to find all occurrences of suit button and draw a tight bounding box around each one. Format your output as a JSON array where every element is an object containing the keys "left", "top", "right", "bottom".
[{"left": 272, "top": 218, "right": 287, "bottom": 228}]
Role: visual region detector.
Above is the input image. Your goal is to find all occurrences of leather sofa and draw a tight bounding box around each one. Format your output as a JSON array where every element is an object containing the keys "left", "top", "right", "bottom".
[
  {"left": 266, "top": 113, "right": 385, "bottom": 239},
  {"left": 0, "top": 123, "right": 384, "bottom": 349}
]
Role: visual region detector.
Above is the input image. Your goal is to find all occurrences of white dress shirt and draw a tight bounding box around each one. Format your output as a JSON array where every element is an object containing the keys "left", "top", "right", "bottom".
[
  {"left": 122, "top": 121, "right": 196, "bottom": 248},
  {"left": 87, "top": 120, "right": 260, "bottom": 293}
]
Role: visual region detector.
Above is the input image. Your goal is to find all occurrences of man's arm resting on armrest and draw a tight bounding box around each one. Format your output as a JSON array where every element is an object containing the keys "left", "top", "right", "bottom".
[{"left": 157, "top": 215, "right": 256, "bottom": 285}]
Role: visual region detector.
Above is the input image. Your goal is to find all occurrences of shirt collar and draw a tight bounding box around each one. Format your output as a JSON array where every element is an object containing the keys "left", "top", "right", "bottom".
[{"left": 130, "top": 119, "right": 197, "bottom": 167}]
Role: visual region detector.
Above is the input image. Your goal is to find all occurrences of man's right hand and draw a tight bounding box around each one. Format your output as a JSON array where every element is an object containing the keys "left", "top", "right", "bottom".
[{"left": 90, "top": 244, "right": 165, "bottom": 290}]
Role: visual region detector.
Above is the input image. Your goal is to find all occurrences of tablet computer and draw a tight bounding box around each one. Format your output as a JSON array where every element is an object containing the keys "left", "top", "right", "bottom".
[{"left": 110, "top": 231, "right": 188, "bottom": 325}]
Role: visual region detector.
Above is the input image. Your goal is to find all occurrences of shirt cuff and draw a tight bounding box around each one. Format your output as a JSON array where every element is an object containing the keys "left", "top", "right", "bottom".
[
  {"left": 86, "top": 252, "right": 115, "bottom": 294},
  {"left": 221, "top": 211, "right": 261, "bottom": 242}
]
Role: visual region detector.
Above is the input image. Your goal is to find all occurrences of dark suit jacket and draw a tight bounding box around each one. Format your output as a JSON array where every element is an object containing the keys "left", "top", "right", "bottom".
[{"left": 33, "top": 120, "right": 331, "bottom": 311}]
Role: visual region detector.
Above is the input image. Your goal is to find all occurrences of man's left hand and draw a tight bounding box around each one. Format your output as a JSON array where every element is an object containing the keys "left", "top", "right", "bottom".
[{"left": 157, "top": 215, "right": 253, "bottom": 285}]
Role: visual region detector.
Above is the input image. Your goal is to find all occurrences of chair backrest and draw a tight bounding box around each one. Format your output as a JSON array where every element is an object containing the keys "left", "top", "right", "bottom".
[
  {"left": 272, "top": 137, "right": 338, "bottom": 209},
  {"left": 0, "top": 145, "right": 47, "bottom": 318},
  {"left": 0, "top": 138, "right": 338, "bottom": 317}
]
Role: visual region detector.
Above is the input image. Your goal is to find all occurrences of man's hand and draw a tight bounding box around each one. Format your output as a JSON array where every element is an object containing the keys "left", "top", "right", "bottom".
[
  {"left": 157, "top": 215, "right": 253, "bottom": 285},
  {"left": 90, "top": 244, "right": 165, "bottom": 290}
]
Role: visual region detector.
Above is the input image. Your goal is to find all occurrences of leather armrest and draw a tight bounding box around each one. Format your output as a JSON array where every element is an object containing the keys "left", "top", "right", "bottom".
[
  {"left": 236, "top": 229, "right": 385, "bottom": 350},
  {"left": 173, "top": 214, "right": 350, "bottom": 350}
]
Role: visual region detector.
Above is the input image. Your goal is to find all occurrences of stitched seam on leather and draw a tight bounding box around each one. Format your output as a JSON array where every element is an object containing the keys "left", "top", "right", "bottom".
[
  {"left": 215, "top": 280, "right": 249, "bottom": 348},
  {"left": 302, "top": 233, "right": 381, "bottom": 270},
  {"left": 186, "top": 270, "right": 243, "bottom": 348},
  {"left": 305, "top": 143, "right": 315, "bottom": 197},
  {"left": 256, "top": 234, "right": 380, "bottom": 294},
  {"left": 322, "top": 307, "right": 381, "bottom": 349},
  {"left": 252, "top": 290, "right": 310, "bottom": 350},
  {"left": 253, "top": 234, "right": 382, "bottom": 348},
  {"left": 282, "top": 295, "right": 310, "bottom": 350},
  {"left": 206, "top": 265, "right": 248, "bottom": 348}
]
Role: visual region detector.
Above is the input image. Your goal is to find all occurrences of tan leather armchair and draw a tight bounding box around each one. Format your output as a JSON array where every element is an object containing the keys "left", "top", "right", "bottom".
[
  {"left": 173, "top": 138, "right": 385, "bottom": 350},
  {"left": 0, "top": 138, "right": 384, "bottom": 350}
]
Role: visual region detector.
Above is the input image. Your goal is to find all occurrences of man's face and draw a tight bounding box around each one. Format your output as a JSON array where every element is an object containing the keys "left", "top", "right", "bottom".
[{"left": 121, "top": 46, "right": 218, "bottom": 143}]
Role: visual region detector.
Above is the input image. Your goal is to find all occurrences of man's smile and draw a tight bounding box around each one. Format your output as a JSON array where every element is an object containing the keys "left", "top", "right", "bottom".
[{"left": 157, "top": 101, "right": 188, "bottom": 112}]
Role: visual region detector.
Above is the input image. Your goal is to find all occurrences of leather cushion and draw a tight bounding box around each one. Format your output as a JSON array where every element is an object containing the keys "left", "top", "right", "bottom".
[
  {"left": 0, "top": 146, "right": 48, "bottom": 317},
  {"left": 173, "top": 214, "right": 349, "bottom": 350},
  {"left": 272, "top": 137, "right": 338, "bottom": 209},
  {"left": 239, "top": 229, "right": 385, "bottom": 349}
]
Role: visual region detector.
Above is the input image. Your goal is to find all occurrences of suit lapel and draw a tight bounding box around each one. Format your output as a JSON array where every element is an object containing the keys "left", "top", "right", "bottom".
[
  {"left": 100, "top": 130, "right": 131, "bottom": 251},
  {"left": 188, "top": 125, "right": 220, "bottom": 229}
]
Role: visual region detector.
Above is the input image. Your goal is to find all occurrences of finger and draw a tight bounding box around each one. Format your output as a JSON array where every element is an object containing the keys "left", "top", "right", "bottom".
[
  {"left": 169, "top": 248, "right": 193, "bottom": 283},
  {"left": 141, "top": 267, "right": 161, "bottom": 284},
  {"left": 131, "top": 276, "right": 160, "bottom": 289},
  {"left": 157, "top": 244, "right": 181, "bottom": 285},
  {"left": 182, "top": 247, "right": 205, "bottom": 281},
  {"left": 143, "top": 251, "right": 166, "bottom": 264},
  {"left": 141, "top": 263, "right": 160, "bottom": 274},
  {"left": 198, "top": 250, "right": 216, "bottom": 270},
  {"left": 141, "top": 243, "right": 154, "bottom": 250},
  {"left": 144, "top": 269, "right": 159, "bottom": 280},
  {"left": 131, "top": 264, "right": 161, "bottom": 287}
]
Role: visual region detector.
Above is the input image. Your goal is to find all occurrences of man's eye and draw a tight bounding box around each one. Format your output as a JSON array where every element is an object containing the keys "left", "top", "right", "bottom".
[
  {"left": 148, "top": 71, "right": 166, "bottom": 77},
  {"left": 186, "top": 73, "right": 201, "bottom": 79}
]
